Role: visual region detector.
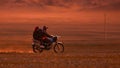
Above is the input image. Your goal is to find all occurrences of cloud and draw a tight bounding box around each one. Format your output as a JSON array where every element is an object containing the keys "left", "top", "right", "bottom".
[{"left": 0, "top": 0, "right": 120, "bottom": 11}]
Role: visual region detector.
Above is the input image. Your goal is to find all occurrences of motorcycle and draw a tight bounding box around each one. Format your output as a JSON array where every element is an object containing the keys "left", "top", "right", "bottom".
[{"left": 32, "top": 35, "right": 64, "bottom": 53}]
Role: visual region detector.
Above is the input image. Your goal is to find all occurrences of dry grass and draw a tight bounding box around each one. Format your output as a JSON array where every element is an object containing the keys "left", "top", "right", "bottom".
[{"left": 0, "top": 45, "right": 120, "bottom": 68}]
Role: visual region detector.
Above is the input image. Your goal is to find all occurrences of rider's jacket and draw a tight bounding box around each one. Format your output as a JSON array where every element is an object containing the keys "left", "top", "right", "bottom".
[
  {"left": 33, "top": 29, "right": 43, "bottom": 40},
  {"left": 33, "top": 29, "right": 52, "bottom": 41}
]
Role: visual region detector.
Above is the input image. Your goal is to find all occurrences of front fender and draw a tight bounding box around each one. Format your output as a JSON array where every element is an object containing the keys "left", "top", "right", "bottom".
[{"left": 58, "top": 42, "right": 63, "bottom": 44}]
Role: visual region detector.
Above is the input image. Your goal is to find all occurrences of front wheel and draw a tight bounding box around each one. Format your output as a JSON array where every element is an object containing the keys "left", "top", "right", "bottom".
[
  {"left": 54, "top": 43, "right": 64, "bottom": 53},
  {"left": 32, "top": 44, "right": 43, "bottom": 53}
]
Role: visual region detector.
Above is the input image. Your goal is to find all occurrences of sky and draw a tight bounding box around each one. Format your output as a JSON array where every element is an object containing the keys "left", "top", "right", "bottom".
[
  {"left": 0, "top": 0, "right": 120, "bottom": 22},
  {"left": 0, "top": 0, "right": 119, "bottom": 9}
]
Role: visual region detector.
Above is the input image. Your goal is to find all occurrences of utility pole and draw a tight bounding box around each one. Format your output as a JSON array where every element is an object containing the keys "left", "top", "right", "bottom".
[{"left": 104, "top": 13, "right": 107, "bottom": 40}]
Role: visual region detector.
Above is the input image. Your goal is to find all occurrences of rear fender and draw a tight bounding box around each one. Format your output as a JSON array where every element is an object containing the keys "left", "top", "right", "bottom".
[
  {"left": 32, "top": 42, "right": 40, "bottom": 46},
  {"left": 32, "top": 42, "right": 35, "bottom": 45}
]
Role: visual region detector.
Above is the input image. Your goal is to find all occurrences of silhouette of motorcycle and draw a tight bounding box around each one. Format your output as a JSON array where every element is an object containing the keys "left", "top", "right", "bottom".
[{"left": 32, "top": 35, "right": 64, "bottom": 53}]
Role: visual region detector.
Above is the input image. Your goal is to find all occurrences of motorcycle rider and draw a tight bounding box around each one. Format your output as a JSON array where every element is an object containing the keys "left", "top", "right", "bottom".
[
  {"left": 42, "top": 26, "right": 53, "bottom": 46},
  {"left": 33, "top": 26, "right": 45, "bottom": 48},
  {"left": 33, "top": 26, "right": 53, "bottom": 48}
]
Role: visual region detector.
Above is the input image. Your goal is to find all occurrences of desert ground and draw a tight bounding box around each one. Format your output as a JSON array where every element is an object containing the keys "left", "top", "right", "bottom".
[{"left": 0, "top": 45, "right": 120, "bottom": 68}]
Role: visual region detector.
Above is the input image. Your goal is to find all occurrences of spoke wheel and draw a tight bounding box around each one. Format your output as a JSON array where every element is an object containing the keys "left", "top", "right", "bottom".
[
  {"left": 54, "top": 43, "right": 64, "bottom": 53},
  {"left": 32, "top": 44, "right": 43, "bottom": 53}
]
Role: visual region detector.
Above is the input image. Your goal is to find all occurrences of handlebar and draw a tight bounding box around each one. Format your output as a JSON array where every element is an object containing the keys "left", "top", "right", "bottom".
[{"left": 51, "top": 35, "right": 61, "bottom": 38}]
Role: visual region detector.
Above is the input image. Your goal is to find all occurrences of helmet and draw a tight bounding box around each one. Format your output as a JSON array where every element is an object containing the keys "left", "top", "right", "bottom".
[
  {"left": 43, "top": 26, "right": 48, "bottom": 30},
  {"left": 34, "top": 26, "right": 39, "bottom": 31}
]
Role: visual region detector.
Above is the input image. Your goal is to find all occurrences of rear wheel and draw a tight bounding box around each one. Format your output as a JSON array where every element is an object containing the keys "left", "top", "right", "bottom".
[
  {"left": 32, "top": 44, "right": 43, "bottom": 53},
  {"left": 54, "top": 43, "right": 64, "bottom": 53}
]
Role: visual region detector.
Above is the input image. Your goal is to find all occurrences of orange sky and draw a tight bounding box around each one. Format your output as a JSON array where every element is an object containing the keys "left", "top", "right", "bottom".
[{"left": 0, "top": 0, "right": 120, "bottom": 23}]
